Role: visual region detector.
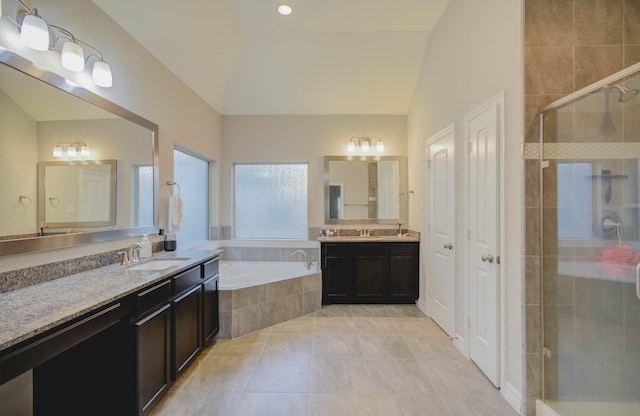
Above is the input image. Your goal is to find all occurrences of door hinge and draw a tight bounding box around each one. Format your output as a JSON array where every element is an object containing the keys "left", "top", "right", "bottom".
[
  {"left": 541, "top": 160, "right": 549, "bottom": 169},
  {"left": 427, "top": 223, "right": 431, "bottom": 233},
  {"left": 468, "top": 142, "right": 473, "bottom": 153},
  {"left": 543, "top": 347, "right": 552, "bottom": 359},
  {"left": 426, "top": 160, "right": 431, "bottom": 168},
  {"left": 496, "top": 255, "right": 501, "bottom": 265}
]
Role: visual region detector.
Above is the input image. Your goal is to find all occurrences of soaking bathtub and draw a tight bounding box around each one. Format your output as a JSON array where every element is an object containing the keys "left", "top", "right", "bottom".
[{"left": 216, "top": 261, "right": 322, "bottom": 339}]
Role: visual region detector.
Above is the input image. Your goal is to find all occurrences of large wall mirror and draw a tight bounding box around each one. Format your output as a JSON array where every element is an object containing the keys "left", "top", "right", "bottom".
[
  {"left": 324, "top": 156, "right": 408, "bottom": 225},
  {"left": 0, "top": 49, "right": 158, "bottom": 256}
]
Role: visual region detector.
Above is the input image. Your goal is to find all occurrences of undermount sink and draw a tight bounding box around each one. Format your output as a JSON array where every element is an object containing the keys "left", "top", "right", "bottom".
[{"left": 128, "top": 259, "right": 187, "bottom": 271}]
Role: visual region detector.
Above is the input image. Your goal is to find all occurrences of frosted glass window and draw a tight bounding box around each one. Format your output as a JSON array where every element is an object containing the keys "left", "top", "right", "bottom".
[
  {"left": 174, "top": 149, "right": 210, "bottom": 245},
  {"left": 234, "top": 163, "right": 308, "bottom": 239},
  {"left": 557, "top": 163, "right": 592, "bottom": 239},
  {"left": 133, "top": 165, "right": 153, "bottom": 226}
]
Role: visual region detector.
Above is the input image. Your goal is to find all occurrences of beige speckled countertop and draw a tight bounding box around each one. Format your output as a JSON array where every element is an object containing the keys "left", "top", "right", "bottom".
[
  {"left": 317, "top": 234, "right": 420, "bottom": 243},
  {"left": 0, "top": 249, "right": 222, "bottom": 352}
]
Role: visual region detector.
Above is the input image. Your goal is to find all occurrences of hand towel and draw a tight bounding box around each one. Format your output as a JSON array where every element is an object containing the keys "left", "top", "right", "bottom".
[{"left": 168, "top": 192, "right": 183, "bottom": 233}]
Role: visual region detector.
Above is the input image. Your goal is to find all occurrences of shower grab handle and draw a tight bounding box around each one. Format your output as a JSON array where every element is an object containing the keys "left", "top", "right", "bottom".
[{"left": 636, "top": 263, "right": 640, "bottom": 301}]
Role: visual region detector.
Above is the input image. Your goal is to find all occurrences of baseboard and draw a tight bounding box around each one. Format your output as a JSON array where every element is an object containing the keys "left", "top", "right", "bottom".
[
  {"left": 536, "top": 399, "right": 560, "bottom": 416},
  {"left": 415, "top": 298, "right": 428, "bottom": 315},
  {"left": 502, "top": 381, "right": 523, "bottom": 415}
]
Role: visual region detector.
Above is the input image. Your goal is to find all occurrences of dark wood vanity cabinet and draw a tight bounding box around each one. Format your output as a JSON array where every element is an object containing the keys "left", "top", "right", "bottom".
[
  {"left": 321, "top": 242, "right": 418, "bottom": 304},
  {"left": 172, "top": 284, "right": 202, "bottom": 379}
]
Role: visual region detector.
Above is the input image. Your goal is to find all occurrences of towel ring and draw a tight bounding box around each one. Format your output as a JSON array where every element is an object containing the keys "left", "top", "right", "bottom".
[
  {"left": 49, "top": 197, "right": 60, "bottom": 208},
  {"left": 18, "top": 195, "right": 32, "bottom": 207},
  {"left": 167, "top": 180, "right": 181, "bottom": 194}
]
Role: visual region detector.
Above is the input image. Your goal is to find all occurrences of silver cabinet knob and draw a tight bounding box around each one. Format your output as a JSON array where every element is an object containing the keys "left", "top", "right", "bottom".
[
  {"left": 443, "top": 243, "right": 453, "bottom": 250},
  {"left": 482, "top": 254, "right": 494, "bottom": 263}
]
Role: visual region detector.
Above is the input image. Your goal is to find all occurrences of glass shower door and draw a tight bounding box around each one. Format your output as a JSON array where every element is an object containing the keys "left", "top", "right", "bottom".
[{"left": 541, "top": 69, "right": 640, "bottom": 416}]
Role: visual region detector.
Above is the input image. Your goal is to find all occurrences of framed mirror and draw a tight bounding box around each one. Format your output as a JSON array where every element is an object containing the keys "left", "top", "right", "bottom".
[
  {"left": 0, "top": 49, "right": 158, "bottom": 256},
  {"left": 324, "top": 156, "right": 408, "bottom": 225}
]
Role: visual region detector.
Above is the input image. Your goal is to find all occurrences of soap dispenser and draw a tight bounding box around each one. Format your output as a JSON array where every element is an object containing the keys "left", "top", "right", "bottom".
[{"left": 140, "top": 235, "right": 152, "bottom": 258}]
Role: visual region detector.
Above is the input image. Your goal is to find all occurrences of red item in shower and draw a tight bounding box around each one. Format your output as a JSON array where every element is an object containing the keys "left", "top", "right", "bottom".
[{"left": 599, "top": 245, "right": 640, "bottom": 278}]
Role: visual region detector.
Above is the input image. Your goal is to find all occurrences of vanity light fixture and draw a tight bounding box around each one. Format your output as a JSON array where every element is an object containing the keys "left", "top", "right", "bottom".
[
  {"left": 347, "top": 137, "right": 385, "bottom": 153},
  {"left": 1, "top": 0, "right": 113, "bottom": 87},
  {"left": 52, "top": 141, "right": 90, "bottom": 158}
]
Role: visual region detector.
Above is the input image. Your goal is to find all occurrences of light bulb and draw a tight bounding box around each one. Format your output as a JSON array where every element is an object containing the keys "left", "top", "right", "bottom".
[
  {"left": 67, "top": 146, "right": 77, "bottom": 157},
  {"left": 347, "top": 139, "right": 356, "bottom": 152},
  {"left": 92, "top": 61, "right": 112, "bottom": 88},
  {"left": 53, "top": 145, "right": 63, "bottom": 158},
  {"left": 361, "top": 140, "right": 370, "bottom": 152},
  {"left": 61, "top": 41, "right": 85, "bottom": 72},
  {"left": 80, "top": 145, "right": 90, "bottom": 157},
  {"left": 20, "top": 12, "right": 50, "bottom": 51},
  {"left": 278, "top": 4, "right": 292, "bottom": 15},
  {"left": 376, "top": 140, "right": 384, "bottom": 152}
]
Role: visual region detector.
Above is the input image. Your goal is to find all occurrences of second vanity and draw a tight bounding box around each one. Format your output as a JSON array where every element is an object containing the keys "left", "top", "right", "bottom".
[
  {"left": 0, "top": 249, "right": 221, "bottom": 416},
  {"left": 319, "top": 234, "right": 419, "bottom": 304}
]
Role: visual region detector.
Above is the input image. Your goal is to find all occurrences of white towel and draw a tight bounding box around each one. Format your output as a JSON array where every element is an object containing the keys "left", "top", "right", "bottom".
[{"left": 168, "top": 192, "right": 183, "bottom": 233}]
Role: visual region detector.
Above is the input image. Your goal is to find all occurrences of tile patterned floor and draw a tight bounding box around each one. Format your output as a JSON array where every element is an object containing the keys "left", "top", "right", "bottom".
[{"left": 150, "top": 305, "right": 520, "bottom": 416}]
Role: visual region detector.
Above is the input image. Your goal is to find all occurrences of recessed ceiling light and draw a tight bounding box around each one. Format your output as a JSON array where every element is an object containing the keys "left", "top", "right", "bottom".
[{"left": 278, "top": 4, "right": 292, "bottom": 16}]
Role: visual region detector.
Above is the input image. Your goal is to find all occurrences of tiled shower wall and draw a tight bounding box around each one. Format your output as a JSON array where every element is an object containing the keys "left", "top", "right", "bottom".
[{"left": 524, "top": 0, "right": 640, "bottom": 414}]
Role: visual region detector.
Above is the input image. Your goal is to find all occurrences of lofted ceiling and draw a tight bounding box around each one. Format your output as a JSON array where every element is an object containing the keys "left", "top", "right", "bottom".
[{"left": 92, "top": 0, "right": 450, "bottom": 115}]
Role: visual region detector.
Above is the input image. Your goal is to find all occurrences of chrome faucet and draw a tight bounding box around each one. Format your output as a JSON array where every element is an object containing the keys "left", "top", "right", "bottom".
[
  {"left": 358, "top": 227, "right": 371, "bottom": 237},
  {"left": 290, "top": 249, "right": 311, "bottom": 270},
  {"left": 119, "top": 242, "right": 144, "bottom": 265}
]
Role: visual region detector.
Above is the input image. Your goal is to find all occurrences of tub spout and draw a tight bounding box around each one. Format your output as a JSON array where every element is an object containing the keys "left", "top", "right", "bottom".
[{"left": 291, "top": 249, "right": 311, "bottom": 270}]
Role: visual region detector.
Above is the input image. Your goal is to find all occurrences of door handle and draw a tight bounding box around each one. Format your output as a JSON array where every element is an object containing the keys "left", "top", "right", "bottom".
[
  {"left": 482, "top": 254, "right": 494, "bottom": 263},
  {"left": 443, "top": 243, "right": 453, "bottom": 250}
]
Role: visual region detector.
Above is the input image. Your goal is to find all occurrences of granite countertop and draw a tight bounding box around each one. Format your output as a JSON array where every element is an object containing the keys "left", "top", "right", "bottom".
[
  {"left": 0, "top": 248, "right": 222, "bottom": 352},
  {"left": 317, "top": 234, "right": 420, "bottom": 243}
]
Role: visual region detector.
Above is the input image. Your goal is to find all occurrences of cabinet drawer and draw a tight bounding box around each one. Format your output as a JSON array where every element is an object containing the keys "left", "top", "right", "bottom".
[
  {"left": 323, "top": 243, "right": 354, "bottom": 257},
  {"left": 355, "top": 243, "right": 387, "bottom": 256},
  {"left": 173, "top": 266, "right": 201, "bottom": 295},
  {"left": 136, "top": 280, "right": 171, "bottom": 318},
  {"left": 389, "top": 242, "right": 419, "bottom": 255},
  {"left": 202, "top": 257, "right": 219, "bottom": 279}
]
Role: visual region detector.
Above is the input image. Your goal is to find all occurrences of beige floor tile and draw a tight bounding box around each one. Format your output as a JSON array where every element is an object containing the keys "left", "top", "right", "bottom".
[
  {"left": 307, "top": 393, "right": 379, "bottom": 416},
  {"left": 393, "top": 317, "right": 445, "bottom": 337},
  {"left": 309, "top": 357, "right": 372, "bottom": 393},
  {"left": 149, "top": 391, "right": 242, "bottom": 416},
  {"left": 359, "top": 335, "right": 416, "bottom": 360},
  {"left": 350, "top": 304, "right": 390, "bottom": 317},
  {"left": 312, "top": 335, "right": 362, "bottom": 359},
  {"left": 365, "top": 359, "right": 438, "bottom": 394},
  {"left": 314, "top": 305, "right": 353, "bottom": 317},
  {"left": 424, "top": 358, "right": 500, "bottom": 397},
  {"left": 270, "top": 316, "right": 315, "bottom": 335},
  {"left": 314, "top": 317, "right": 357, "bottom": 336},
  {"left": 181, "top": 355, "right": 258, "bottom": 392},
  {"left": 404, "top": 335, "right": 466, "bottom": 361},
  {"left": 246, "top": 357, "right": 311, "bottom": 392},
  {"left": 235, "top": 392, "right": 308, "bottom": 416},
  {"left": 261, "top": 333, "right": 313, "bottom": 359},
  {"left": 375, "top": 392, "right": 452, "bottom": 416},
  {"left": 384, "top": 305, "right": 427, "bottom": 317},
  {"left": 209, "top": 329, "right": 270, "bottom": 357},
  {"left": 353, "top": 317, "right": 400, "bottom": 335},
  {"left": 440, "top": 393, "right": 521, "bottom": 416}
]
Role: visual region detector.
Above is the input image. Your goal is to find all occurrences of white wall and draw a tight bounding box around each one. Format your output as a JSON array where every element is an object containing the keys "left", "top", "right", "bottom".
[
  {"left": 407, "top": 0, "right": 524, "bottom": 408},
  {"left": 221, "top": 115, "right": 407, "bottom": 229},
  {"left": 0, "top": 0, "right": 222, "bottom": 271}
]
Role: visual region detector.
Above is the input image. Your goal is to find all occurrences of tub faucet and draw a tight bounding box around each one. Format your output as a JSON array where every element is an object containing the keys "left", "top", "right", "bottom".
[{"left": 291, "top": 249, "right": 311, "bottom": 270}]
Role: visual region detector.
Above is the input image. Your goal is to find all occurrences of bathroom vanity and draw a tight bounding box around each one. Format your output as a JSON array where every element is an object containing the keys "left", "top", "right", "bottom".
[
  {"left": 0, "top": 250, "right": 220, "bottom": 416},
  {"left": 320, "top": 237, "right": 419, "bottom": 304}
]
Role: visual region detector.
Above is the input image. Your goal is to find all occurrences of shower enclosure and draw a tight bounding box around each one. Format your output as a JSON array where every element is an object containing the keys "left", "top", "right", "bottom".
[{"left": 539, "top": 63, "right": 640, "bottom": 416}]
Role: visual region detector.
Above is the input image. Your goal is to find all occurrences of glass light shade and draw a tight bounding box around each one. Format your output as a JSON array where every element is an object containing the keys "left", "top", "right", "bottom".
[
  {"left": 278, "top": 4, "right": 293, "bottom": 15},
  {"left": 61, "top": 41, "right": 85, "bottom": 72},
  {"left": 66, "top": 146, "right": 77, "bottom": 157},
  {"left": 20, "top": 14, "right": 50, "bottom": 51},
  {"left": 80, "top": 145, "right": 90, "bottom": 157},
  {"left": 361, "top": 140, "right": 370, "bottom": 152},
  {"left": 376, "top": 140, "right": 384, "bottom": 152},
  {"left": 92, "top": 61, "right": 112, "bottom": 88},
  {"left": 52, "top": 145, "right": 63, "bottom": 158},
  {"left": 347, "top": 139, "right": 356, "bottom": 152}
]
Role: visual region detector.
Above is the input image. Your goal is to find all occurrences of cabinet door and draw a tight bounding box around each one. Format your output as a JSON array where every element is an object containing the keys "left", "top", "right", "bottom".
[
  {"left": 354, "top": 255, "right": 387, "bottom": 300},
  {"left": 135, "top": 304, "right": 171, "bottom": 416},
  {"left": 202, "top": 276, "right": 219, "bottom": 344},
  {"left": 172, "top": 285, "right": 202, "bottom": 379},
  {"left": 389, "top": 243, "right": 419, "bottom": 301},
  {"left": 323, "top": 256, "right": 353, "bottom": 303}
]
